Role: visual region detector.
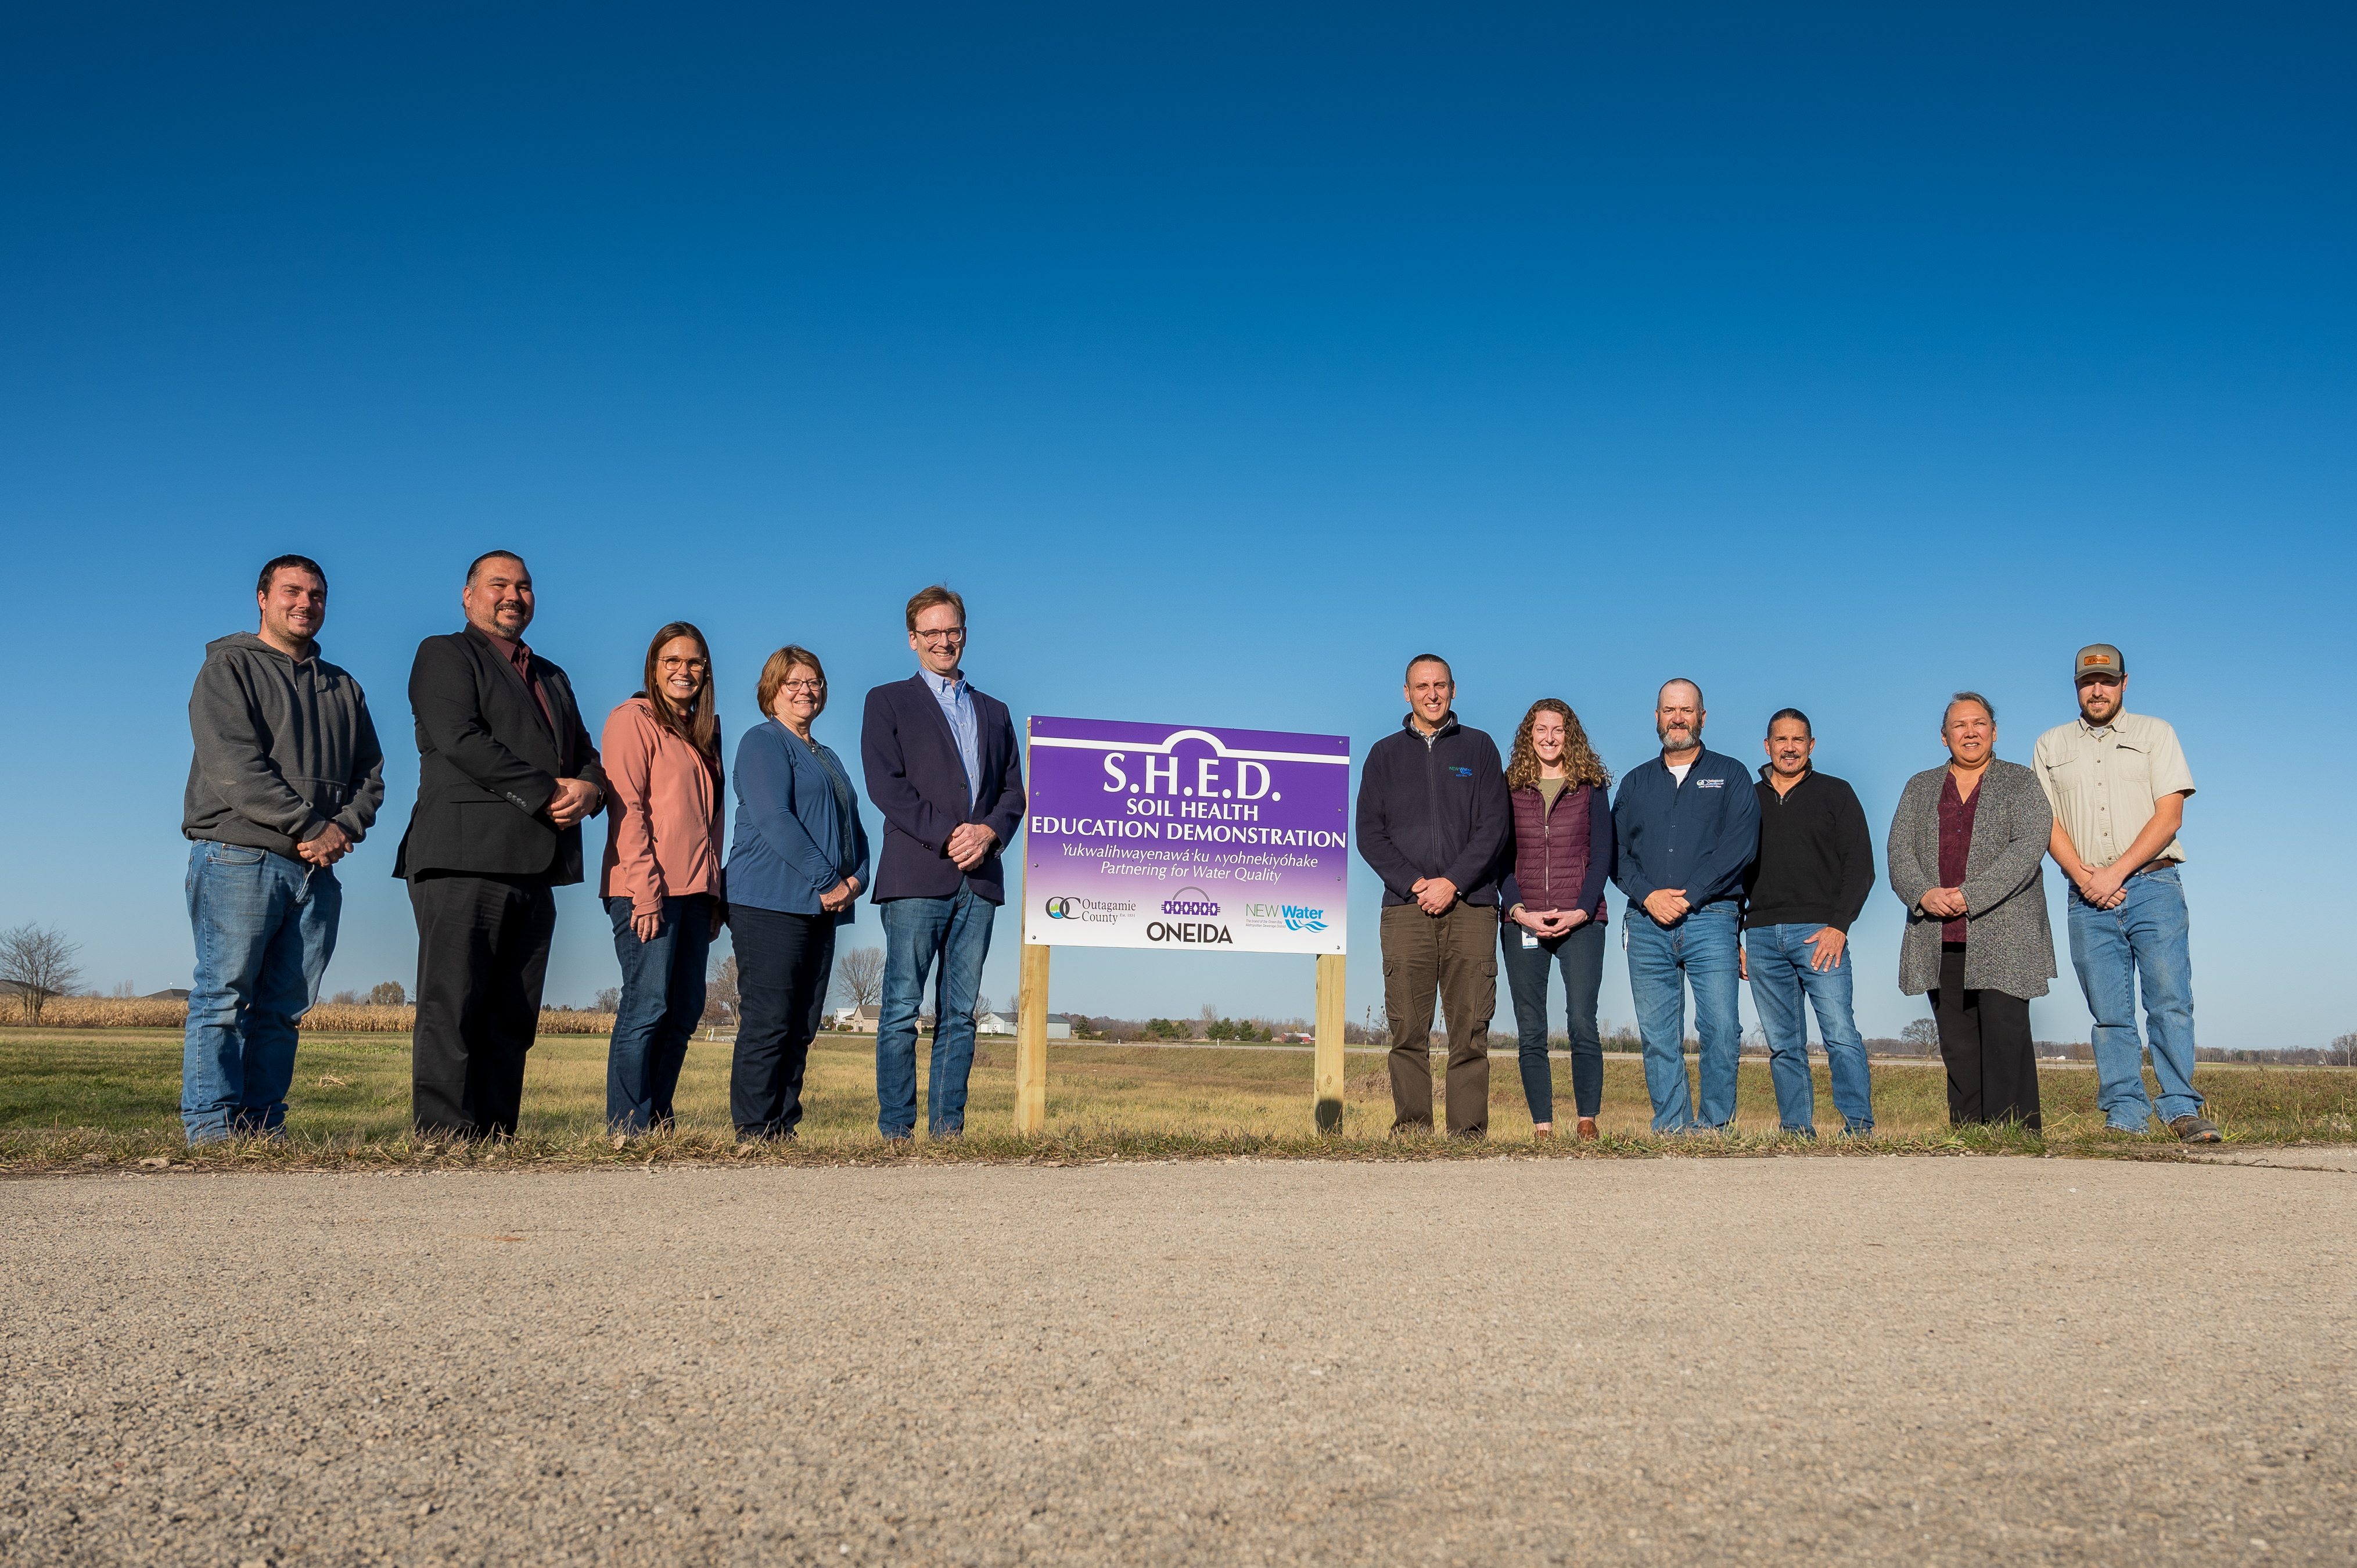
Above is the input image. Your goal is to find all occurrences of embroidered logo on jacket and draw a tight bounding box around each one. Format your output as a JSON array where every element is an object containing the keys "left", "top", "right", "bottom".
[
  {"left": 1449, "top": 767, "right": 1472, "bottom": 778},
  {"left": 1695, "top": 778, "right": 1724, "bottom": 788}
]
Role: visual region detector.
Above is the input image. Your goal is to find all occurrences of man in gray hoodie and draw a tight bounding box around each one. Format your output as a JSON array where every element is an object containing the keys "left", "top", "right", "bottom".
[{"left": 180, "top": 554, "right": 385, "bottom": 1143}]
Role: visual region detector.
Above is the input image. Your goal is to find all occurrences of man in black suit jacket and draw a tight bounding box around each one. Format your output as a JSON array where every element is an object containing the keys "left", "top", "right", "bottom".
[
  {"left": 395, "top": 551, "right": 608, "bottom": 1138},
  {"left": 860, "top": 584, "right": 1025, "bottom": 1139}
]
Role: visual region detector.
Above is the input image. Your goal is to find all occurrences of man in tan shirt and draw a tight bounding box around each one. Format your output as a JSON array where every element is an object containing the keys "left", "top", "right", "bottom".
[{"left": 2032, "top": 643, "right": 2216, "bottom": 1142}]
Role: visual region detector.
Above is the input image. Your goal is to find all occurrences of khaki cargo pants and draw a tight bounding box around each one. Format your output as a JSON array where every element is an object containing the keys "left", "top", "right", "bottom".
[{"left": 1380, "top": 901, "right": 1497, "bottom": 1137}]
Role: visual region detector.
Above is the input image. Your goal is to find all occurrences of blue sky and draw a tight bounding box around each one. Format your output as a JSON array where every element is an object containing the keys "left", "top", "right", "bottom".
[{"left": 2, "top": 2, "right": 2350, "bottom": 1048}]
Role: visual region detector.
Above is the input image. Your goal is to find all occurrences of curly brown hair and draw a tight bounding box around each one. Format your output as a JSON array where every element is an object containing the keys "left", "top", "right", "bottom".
[{"left": 1504, "top": 699, "right": 1612, "bottom": 793}]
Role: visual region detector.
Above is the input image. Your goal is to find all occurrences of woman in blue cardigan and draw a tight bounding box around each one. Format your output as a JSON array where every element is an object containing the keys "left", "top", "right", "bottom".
[{"left": 725, "top": 646, "right": 872, "bottom": 1140}]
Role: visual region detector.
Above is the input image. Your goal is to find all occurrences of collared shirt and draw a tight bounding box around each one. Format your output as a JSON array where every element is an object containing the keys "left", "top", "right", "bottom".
[
  {"left": 924, "top": 668, "right": 980, "bottom": 811},
  {"left": 2030, "top": 710, "right": 2194, "bottom": 868},
  {"left": 480, "top": 628, "right": 554, "bottom": 733},
  {"left": 1937, "top": 770, "right": 1982, "bottom": 943}
]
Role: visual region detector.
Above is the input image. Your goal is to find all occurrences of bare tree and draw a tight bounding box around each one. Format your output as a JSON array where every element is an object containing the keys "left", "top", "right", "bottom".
[
  {"left": 835, "top": 947, "right": 885, "bottom": 1010},
  {"left": 1900, "top": 1017, "right": 1939, "bottom": 1054},
  {"left": 2335, "top": 1031, "right": 2356, "bottom": 1069},
  {"left": 703, "top": 953, "right": 741, "bottom": 1025},
  {"left": 595, "top": 986, "right": 621, "bottom": 1014},
  {"left": 371, "top": 979, "right": 407, "bottom": 1006},
  {"left": 0, "top": 923, "right": 82, "bottom": 1025}
]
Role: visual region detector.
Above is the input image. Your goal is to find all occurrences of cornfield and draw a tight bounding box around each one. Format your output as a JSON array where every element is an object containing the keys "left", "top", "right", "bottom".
[{"left": 6, "top": 997, "right": 617, "bottom": 1034}]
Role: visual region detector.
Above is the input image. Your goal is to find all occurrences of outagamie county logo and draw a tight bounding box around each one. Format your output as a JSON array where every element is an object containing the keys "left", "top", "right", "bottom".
[
  {"left": 1149, "top": 887, "right": 1231, "bottom": 945},
  {"left": 1041, "top": 896, "right": 1136, "bottom": 926}
]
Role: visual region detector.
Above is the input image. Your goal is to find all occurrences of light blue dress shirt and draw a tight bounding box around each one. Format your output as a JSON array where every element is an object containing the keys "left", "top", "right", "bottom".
[{"left": 924, "top": 669, "right": 980, "bottom": 811}]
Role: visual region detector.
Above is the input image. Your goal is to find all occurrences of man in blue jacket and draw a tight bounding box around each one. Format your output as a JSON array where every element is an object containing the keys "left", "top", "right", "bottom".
[
  {"left": 1612, "top": 678, "right": 1760, "bottom": 1132},
  {"left": 1355, "top": 654, "right": 1510, "bottom": 1137},
  {"left": 860, "top": 585, "right": 1026, "bottom": 1141}
]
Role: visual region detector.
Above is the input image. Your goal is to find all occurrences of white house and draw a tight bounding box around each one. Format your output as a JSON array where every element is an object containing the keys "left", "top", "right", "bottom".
[{"left": 975, "top": 1010, "right": 1015, "bottom": 1036}]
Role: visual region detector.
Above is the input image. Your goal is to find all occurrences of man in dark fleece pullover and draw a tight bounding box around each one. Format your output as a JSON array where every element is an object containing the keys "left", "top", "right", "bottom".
[
  {"left": 180, "top": 555, "right": 385, "bottom": 1145},
  {"left": 1611, "top": 678, "right": 1759, "bottom": 1133},
  {"left": 1741, "top": 709, "right": 1876, "bottom": 1137},
  {"left": 1355, "top": 654, "right": 1509, "bottom": 1137}
]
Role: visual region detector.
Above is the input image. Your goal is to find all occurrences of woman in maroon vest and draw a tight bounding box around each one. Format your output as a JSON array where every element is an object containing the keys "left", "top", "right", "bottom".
[{"left": 1499, "top": 699, "right": 1615, "bottom": 1139}]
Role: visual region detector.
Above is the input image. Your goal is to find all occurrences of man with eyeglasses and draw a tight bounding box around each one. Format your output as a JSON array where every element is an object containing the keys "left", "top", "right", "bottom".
[{"left": 860, "top": 585, "right": 1026, "bottom": 1140}]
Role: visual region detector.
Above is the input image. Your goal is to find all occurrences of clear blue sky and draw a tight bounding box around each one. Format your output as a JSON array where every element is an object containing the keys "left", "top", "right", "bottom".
[{"left": 3, "top": 3, "right": 2349, "bottom": 1048}]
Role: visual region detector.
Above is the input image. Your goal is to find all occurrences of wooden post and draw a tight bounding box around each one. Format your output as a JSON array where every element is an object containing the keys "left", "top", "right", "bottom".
[
  {"left": 1314, "top": 952, "right": 1346, "bottom": 1132},
  {"left": 1016, "top": 943, "right": 1050, "bottom": 1135}
]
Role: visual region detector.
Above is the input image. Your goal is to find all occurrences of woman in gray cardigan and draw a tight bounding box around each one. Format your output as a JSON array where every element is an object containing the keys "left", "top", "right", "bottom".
[{"left": 1886, "top": 692, "right": 2057, "bottom": 1131}]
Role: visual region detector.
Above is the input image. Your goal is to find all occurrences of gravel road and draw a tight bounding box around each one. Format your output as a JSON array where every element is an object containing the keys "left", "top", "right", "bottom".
[{"left": 6, "top": 1157, "right": 2351, "bottom": 1566}]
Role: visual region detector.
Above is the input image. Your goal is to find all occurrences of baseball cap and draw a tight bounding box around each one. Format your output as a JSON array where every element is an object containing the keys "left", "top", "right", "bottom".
[{"left": 2073, "top": 643, "right": 2126, "bottom": 682}]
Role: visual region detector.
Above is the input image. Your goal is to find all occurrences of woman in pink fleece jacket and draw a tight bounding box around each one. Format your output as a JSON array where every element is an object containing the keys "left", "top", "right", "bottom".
[{"left": 598, "top": 621, "right": 726, "bottom": 1136}]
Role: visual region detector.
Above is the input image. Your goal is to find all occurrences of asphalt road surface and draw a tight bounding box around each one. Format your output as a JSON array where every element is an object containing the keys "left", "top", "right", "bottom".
[{"left": 6, "top": 1157, "right": 2351, "bottom": 1567}]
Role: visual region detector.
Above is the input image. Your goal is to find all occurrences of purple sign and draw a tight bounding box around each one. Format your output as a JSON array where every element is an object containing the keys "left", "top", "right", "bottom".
[{"left": 1019, "top": 716, "right": 1350, "bottom": 956}]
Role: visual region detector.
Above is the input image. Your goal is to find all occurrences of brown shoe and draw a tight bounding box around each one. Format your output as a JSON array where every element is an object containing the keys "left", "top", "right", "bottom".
[
  {"left": 1532, "top": 1123, "right": 1553, "bottom": 1139},
  {"left": 2170, "top": 1114, "right": 2222, "bottom": 1143},
  {"left": 1576, "top": 1117, "right": 1599, "bottom": 1142}
]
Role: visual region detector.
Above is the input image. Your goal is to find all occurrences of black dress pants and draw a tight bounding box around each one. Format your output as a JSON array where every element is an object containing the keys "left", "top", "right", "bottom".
[
  {"left": 729, "top": 904, "right": 836, "bottom": 1138},
  {"left": 1932, "top": 943, "right": 2040, "bottom": 1130},
  {"left": 409, "top": 872, "right": 557, "bottom": 1138}
]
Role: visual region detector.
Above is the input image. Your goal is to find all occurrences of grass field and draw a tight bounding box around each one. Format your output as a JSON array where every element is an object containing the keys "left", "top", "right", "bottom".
[{"left": 2, "top": 1026, "right": 2351, "bottom": 1169}]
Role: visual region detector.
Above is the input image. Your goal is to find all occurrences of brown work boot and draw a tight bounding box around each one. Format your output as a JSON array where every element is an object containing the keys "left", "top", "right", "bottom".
[
  {"left": 1576, "top": 1117, "right": 1599, "bottom": 1142},
  {"left": 2170, "top": 1114, "right": 2222, "bottom": 1143}
]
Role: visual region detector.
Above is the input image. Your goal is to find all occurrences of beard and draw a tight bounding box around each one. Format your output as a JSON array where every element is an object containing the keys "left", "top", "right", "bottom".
[{"left": 1657, "top": 720, "right": 1701, "bottom": 752}]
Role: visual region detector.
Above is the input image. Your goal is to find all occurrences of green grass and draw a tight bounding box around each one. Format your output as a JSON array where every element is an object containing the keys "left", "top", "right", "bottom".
[{"left": 2, "top": 1027, "right": 2350, "bottom": 1171}]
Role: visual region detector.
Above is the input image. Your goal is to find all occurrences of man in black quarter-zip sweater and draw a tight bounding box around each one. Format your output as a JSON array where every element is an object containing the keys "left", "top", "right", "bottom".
[
  {"left": 1741, "top": 708, "right": 1876, "bottom": 1137},
  {"left": 1355, "top": 654, "right": 1510, "bottom": 1137}
]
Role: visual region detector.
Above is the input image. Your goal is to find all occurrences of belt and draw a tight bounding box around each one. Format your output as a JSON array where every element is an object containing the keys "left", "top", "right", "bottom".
[{"left": 2128, "top": 860, "right": 2179, "bottom": 877}]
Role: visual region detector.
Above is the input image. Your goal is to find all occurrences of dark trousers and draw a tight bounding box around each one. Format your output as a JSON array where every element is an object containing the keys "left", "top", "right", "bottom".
[
  {"left": 1497, "top": 916, "right": 1607, "bottom": 1124},
  {"left": 1933, "top": 943, "right": 2040, "bottom": 1131},
  {"left": 1381, "top": 901, "right": 1498, "bottom": 1137},
  {"left": 408, "top": 872, "right": 556, "bottom": 1139},
  {"left": 730, "top": 904, "right": 835, "bottom": 1138},
  {"left": 603, "top": 894, "right": 713, "bottom": 1135}
]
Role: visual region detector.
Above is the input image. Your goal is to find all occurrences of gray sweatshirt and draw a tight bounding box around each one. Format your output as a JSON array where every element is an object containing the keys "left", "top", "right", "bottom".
[{"left": 183, "top": 632, "right": 386, "bottom": 858}]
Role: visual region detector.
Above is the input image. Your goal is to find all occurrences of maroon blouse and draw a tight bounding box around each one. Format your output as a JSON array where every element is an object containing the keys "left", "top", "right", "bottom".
[{"left": 1936, "top": 770, "right": 1982, "bottom": 943}]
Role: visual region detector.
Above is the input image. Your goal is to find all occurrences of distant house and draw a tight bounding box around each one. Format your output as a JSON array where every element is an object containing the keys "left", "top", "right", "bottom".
[
  {"left": 145, "top": 988, "right": 191, "bottom": 1002},
  {"left": 975, "top": 1010, "right": 1015, "bottom": 1036},
  {"left": 829, "top": 1004, "right": 956, "bottom": 1033},
  {"left": 1044, "top": 1013, "right": 1073, "bottom": 1040}
]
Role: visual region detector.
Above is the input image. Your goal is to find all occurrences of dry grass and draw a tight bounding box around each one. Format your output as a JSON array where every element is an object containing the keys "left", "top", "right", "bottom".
[
  {"left": 1, "top": 1026, "right": 2351, "bottom": 1171},
  {"left": 9, "top": 997, "right": 615, "bottom": 1034}
]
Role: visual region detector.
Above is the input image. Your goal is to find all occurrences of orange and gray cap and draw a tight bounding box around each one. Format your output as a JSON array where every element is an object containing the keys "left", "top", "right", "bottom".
[{"left": 2073, "top": 643, "right": 2125, "bottom": 682}]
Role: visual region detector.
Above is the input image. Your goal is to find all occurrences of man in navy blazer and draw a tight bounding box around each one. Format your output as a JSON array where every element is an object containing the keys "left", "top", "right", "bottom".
[{"left": 860, "top": 584, "right": 1026, "bottom": 1139}]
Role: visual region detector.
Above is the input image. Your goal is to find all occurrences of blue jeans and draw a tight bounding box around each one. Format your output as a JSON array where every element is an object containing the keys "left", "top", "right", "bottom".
[
  {"left": 2067, "top": 866, "right": 2201, "bottom": 1129},
  {"left": 1744, "top": 923, "right": 1874, "bottom": 1135},
  {"left": 1497, "top": 918, "right": 1606, "bottom": 1124},
  {"left": 181, "top": 841, "right": 340, "bottom": 1143},
  {"left": 603, "top": 894, "right": 713, "bottom": 1135},
  {"left": 876, "top": 887, "right": 995, "bottom": 1137},
  {"left": 1626, "top": 902, "right": 1741, "bottom": 1132}
]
